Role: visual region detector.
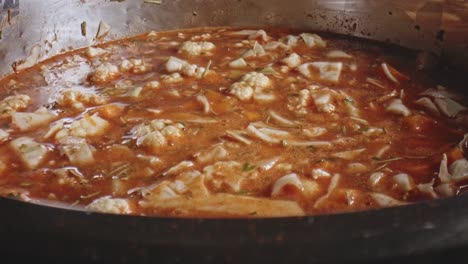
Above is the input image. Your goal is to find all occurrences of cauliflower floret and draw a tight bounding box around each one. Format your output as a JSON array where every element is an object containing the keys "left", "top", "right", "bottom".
[
  {"left": 287, "top": 89, "right": 310, "bottom": 115},
  {"left": 165, "top": 56, "right": 206, "bottom": 79},
  {"left": 129, "top": 119, "right": 185, "bottom": 151},
  {"left": 311, "top": 90, "right": 336, "bottom": 113},
  {"left": 10, "top": 137, "right": 49, "bottom": 169},
  {"left": 229, "top": 72, "right": 272, "bottom": 101},
  {"left": 12, "top": 107, "right": 57, "bottom": 132},
  {"left": 86, "top": 196, "right": 131, "bottom": 214},
  {"left": 0, "top": 94, "right": 30, "bottom": 119},
  {"left": 179, "top": 41, "right": 215, "bottom": 56},
  {"left": 282, "top": 53, "right": 301, "bottom": 68},
  {"left": 55, "top": 114, "right": 110, "bottom": 140},
  {"left": 90, "top": 62, "right": 120, "bottom": 83},
  {"left": 144, "top": 81, "right": 160, "bottom": 89},
  {"left": 120, "top": 59, "right": 148, "bottom": 73},
  {"left": 161, "top": 73, "right": 183, "bottom": 83},
  {"left": 57, "top": 89, "right": 107, "bottom": 110},
  {"left": 85, "top": 47, "right": 108, "bottom": 58}
]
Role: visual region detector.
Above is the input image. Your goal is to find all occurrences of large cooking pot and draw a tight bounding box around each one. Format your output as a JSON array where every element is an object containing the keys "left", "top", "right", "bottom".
[{"left": 1, "top": 1, "right": 468, "bottom": 263}]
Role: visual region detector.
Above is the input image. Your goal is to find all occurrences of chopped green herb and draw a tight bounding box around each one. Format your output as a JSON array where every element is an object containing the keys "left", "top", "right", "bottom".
[
  {"left": 242, "top": 162, "right": 256, "bottom": 172},
  {"left": 343, "top": 97, "right": 354, "bottom": 103},
  {"left": 0, "top": 31, "right": 2, "bottom": 40}
]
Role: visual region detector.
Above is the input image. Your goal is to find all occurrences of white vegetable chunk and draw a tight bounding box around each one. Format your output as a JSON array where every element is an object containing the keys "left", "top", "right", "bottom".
[
  {"left": 300, "top": 33, "right": 326, "bottom": 48},
  {"left": 368, "top": 172, "right": 385, "bottom": 189},
  {"left": 393, "top": 173, "right": 414, "bottom": 192},
  {"left": 55, "top": 114, "right": 110, "bottom": 140},
  {"left": 85, "top": 47, "right": 108, "bottom": 58},
  {"left": 449, "top": 158, "right": 468, "bottom": 182},
  {"left": 120, "top": 59, "right": 148, "bottom": 73},
  {"left": 381, "top": 63, "right": 399, "bottom": 83},
  {"left": 59, "top": 137, "right": 95, "bottom": 166},
  {"left": 332, "top": 148, "right": 365, "bottom": 160},
  {"left": 179, "top": 41, "right": 215, "bottom": 56},
  {"left": 90, "top": 62, "right": 120, "bottom": 83},
  {"left": 203, "top": 161, "right": 245, "bottom": 191},
  {"left": 229, "top": 58, "right": 248, "bottom": 68},
  {"left": 12, "top": 107, "right": 57, "bottom": 132},
  {"left": 165, "top": 56, "right": 206, "bottom": 79},
  {"left": 271, "top": 173, "right": 304, "bottom": 197},
  {"left": 282, "top": 53, "right": 301, "bottom": 68},
  {"left": 10, "top": 137, "right": 49, "bottom": 169},
  {"left": 229, "top": 72, "right": 272, "bottom": 102},
  {"left": 196, "top": 94, "right": 210, "bottom": 113},
  {"left": 0, "top": 129, "right": 9, "bottom": 142},
  {"left": 435, "top": 183, "right": 456, "bottom": 197},
  {"left": 312, "top": 168, "right": 331, "bottom": 179},
  {"left": 417, "top": 180, "right": 438, "bottom": 198},
  {"left": 386, "top": 99, "right": 411, "bottom": 116},
  {"left": 57, "top": 89, "right": 107, "bottom": 110},
  {"left": 280, "top": 35, "right": 299, "bottom": 47},
  {"left": 370, "top": 193, "right": 407, "bottom": 207},
  {"left": 129, "top": 119, "right": 185, "bottom": 151},
  {"left": 326, "top": 50, "right": 353, "bottom": 58},
  {"left": 298, "top": 62, "right": 343, "bottom": 82},
  {"left": 196, "top": 145, "right": 228, "bottom": 164},
  {"left": 0, "top": 94, "right": 31, "bottom": 119},
  {"left": 86, "top": 196, "right": 131, "bottom": 214}
]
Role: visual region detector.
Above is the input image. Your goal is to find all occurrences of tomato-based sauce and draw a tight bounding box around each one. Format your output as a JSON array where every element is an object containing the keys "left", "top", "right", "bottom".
[{"left": 0, "top": 27, "right": 466, "bottom": 217}]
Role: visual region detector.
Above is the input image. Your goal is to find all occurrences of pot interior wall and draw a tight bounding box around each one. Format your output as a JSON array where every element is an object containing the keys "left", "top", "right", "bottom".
[{"left": 0, "top": 0, "right": 467, "bottom": 76}]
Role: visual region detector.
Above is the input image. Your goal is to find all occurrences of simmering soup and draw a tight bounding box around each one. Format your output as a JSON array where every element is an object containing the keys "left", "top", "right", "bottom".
[{"left": 0, "top": 27, "right": 467, "bottom": 217}]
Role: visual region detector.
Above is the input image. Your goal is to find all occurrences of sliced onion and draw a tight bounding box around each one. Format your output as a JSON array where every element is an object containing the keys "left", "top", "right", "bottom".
[
  {"left": 381, "top": 63, "right": 399, "bottom": 84},
  {"left": 247, "top": 124, "right": 280, "bottom": 144}
]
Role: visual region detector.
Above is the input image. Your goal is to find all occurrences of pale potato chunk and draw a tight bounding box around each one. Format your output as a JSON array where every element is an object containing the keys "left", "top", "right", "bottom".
[
  {"left": 10, "top": 137, "right": 49, "bottom": 169},
  {"left": 298, "top": 62, "right": 343, "bottom": 82},
  {"left": 86, "top": 196, "right": 131, "bottom": 214},
  {"left": 11, "top": 107, "right": 57, "bottom": 132},
  {"left": 300, "top": 33, "right": 327, "bottom": 48},
  {"left": 59, "top": 137, "right": 95, "bottom": 166}
]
